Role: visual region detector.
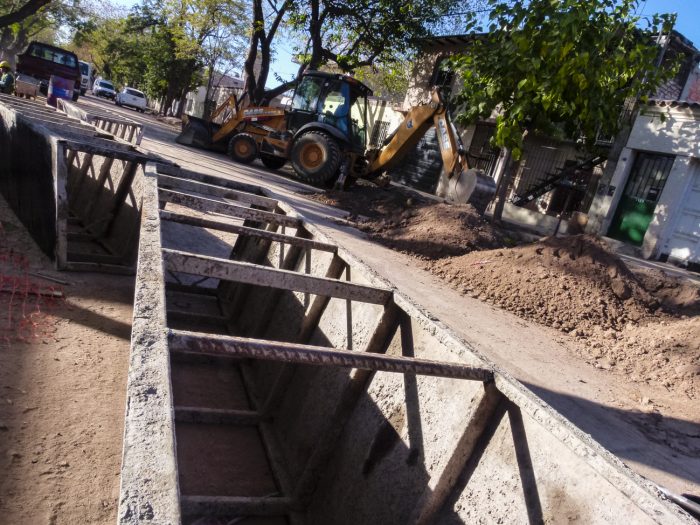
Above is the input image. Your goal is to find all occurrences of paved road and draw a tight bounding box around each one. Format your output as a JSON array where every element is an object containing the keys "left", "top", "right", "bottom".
[{"left": 77, "top": 93, "right": 700, "bottom": 498}]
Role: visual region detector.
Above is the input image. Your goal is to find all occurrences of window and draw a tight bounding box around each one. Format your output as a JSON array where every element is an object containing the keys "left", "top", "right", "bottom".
[
  {"left": 291, "top": 76, "right": 324, "bottom": 112},
  {"left": 430, "top": 56, "right": 455, "bottom": 99},
  {"left": 100, "top": 81, "right": 114, "bottom": 90},
  {"left": 126, "top": 89, "right": 145, "bottom": 98},
  {"left": 28, "top": 44, "right": 77, "bottom": 68},
  {"left": 79, "top": 63, "right": 88, "bottom": 75}
]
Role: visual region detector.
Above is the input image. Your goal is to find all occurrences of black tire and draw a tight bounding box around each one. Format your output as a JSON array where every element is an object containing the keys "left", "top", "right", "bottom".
[
  {"left": 72, "top": 91, "right": 79, "bottom": 102},
  {"left": 290, "top": 131, "right": 341, "bottom": 185},
  {"left": 260, "top": 153, "right": 286, "bottom": 170},
  {"left": 228, "top": 133, "right": 257, "bottom": 164}
]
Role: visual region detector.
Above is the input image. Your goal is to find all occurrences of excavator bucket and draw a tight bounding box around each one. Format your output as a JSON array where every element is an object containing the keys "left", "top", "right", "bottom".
[
  {"left": 439, "top": 168, "right": 497, "bottom": 214},
  {"left": 176, "top": 115, "right": 216, "bottom": 149}
]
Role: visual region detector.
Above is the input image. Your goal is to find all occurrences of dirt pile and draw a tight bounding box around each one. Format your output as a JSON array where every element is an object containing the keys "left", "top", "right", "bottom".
[
  {"left": 426, "top": 234, "right": 700, "bottom": 398},
  {"left": 428, "top": 235, "right": 659, "bottom": 333},
  {"left": 312, "top": 184, "right": 504, "bottom": 259}
]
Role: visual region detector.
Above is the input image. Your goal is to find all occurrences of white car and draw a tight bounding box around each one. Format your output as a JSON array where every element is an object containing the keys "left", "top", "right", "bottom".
[{"left": 115, "top": 87, "right": 147, "bottom": 112}]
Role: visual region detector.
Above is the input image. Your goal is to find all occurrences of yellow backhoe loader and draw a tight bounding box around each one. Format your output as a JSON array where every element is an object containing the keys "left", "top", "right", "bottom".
[{"left": 176, "top": 71, "right": 496, "bottom": 211}]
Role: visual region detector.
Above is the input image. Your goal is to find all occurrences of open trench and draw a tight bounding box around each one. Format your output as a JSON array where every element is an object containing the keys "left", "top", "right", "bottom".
[
  {"left": 117, "top": 163, "right": 696, "bottom": 524},
  {"left": 0, "top": 96, "right": 695, "bottom": 524}
]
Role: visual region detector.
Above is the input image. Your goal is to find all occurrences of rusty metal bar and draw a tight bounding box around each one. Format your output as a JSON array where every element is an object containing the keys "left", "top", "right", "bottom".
[
  {"left": 160, "top": 210, "right": 337, "bottom": 253},
  {"left": 180, "top": 495, "right": 294, "bottom": 518},
  {"left": 168, "top": 330, "right": 494, "bottom": 381},
  {"left": 412, "top": 382, "right": 504, "bottom": 524},
  {"left": 174, "top": 406, "right": 261, "bottom": 425},
  {"left": 158, "top": 188, "right": 300, "bottom": 228},
  {"left": 163, "top": 249, "right": 392, "bottom": 305},
  {"left": 158, "top": 173, "right": 278, "bottom": 210}
]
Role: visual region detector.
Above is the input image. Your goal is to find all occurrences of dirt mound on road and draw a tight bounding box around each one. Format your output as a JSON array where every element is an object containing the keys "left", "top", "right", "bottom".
[
  {"left": 428, "top": 234, "right": 659, "bottom": 333},
  {"left": 312, "top": 184, "right": 505, "bottom": 259}
]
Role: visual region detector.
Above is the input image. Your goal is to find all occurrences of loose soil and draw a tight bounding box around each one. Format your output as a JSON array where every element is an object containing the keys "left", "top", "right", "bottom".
[
  {"left": 0, "top": 195, "right": 131, "bottom": 524},
  {"left": 317, "top": 184, "right": 700, "bottom": 401},
  {"left": 428, "top": 235, "right": 699, "bottom": 399},
  {"left": 312, "top": 182, "right": 505, "bottom": 258}
]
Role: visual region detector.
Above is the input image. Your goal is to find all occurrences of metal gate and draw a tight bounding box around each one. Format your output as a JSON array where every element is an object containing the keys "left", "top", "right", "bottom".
[{"left": 608, "top": 152, "right": 675, "bottom": 245}]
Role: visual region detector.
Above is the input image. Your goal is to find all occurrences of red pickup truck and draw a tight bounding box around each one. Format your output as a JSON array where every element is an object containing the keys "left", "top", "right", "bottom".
[{"left": 15, "top": 41, "right": 81, "bottom": 101}]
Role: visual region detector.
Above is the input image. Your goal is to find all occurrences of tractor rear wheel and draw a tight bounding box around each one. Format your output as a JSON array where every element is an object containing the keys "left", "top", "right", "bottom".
[
  {"left": 290, "top": 131, "right": 341, "bottom": 185},
  {"left": 260, "top": 153, "right": 286, "bottom": 170},
  {"left": 228, "top": 133, "right": 257, "bottom": 164}
]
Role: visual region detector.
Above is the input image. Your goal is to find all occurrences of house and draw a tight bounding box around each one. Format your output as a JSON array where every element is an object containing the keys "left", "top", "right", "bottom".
[
  {"left": 586, "top": 32, "right": 700, "bottom": 268},
  {"left": 183, "top": 71, "right": 245, "bottom": 119},
  {"left": 401, "top": 34, "right": 608, "bottom": 223},
  {"left": 399, "top": 31, "right": 700, "bottom": 267}
]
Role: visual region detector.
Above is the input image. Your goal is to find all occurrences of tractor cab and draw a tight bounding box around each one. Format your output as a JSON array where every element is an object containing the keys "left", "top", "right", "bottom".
[{"left": 287, "top": 71, "right": 372, "bottom": 153}]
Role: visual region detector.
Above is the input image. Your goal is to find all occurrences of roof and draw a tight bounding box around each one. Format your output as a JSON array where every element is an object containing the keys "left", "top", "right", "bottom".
[
  {"left": 419, "top": 34, "right": 484, "bottom": 50},
  {"left": 211, "top": 72, "right": 244, "bottom": 89}
]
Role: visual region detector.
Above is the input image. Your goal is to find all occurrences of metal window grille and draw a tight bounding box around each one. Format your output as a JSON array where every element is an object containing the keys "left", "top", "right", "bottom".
[
  {"left": 625, "top": 153, "right": 675, "bottom": 202},
  {"left": 467, "top": 123, "right": 499, "bottom": 178},
  {"left": 369, "top": 120, "right": 391, "bottom": 147}
]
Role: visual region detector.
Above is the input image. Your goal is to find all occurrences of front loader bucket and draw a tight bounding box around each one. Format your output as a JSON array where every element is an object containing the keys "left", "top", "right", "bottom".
[
  {"left": 438, "top": 168, "right": 497, "bottom": 214},
  {"left": 176, "top": 115, "right": 215, "bottom": 149}
]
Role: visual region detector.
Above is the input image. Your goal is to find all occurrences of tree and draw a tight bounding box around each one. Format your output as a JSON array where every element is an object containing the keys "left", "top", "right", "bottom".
[
  {"left": 244, "top": 0, "right": 472, "bottom": 104},
  {"left": 450, "top": 0, "right": 677, "bottom": 223},
  {"left": 71, "top": 0, "right": 247, "bottom": 116},
  {"left": 0, "top": 0, "right": 51, "bottom": 30}
]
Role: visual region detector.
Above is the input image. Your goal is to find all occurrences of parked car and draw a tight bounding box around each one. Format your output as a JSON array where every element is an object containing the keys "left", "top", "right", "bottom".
[
  {"left": 78, "top": 60, "right": 93, "bottom": 95},
  {"left": 115, "top": 87, "right": 147, "bottom": 112},
  {"left": 15, "top": 41, "right": 80, "bottom": 101},
  {"left": 93, "top": 78, "right": 116, "bottom": 99}
]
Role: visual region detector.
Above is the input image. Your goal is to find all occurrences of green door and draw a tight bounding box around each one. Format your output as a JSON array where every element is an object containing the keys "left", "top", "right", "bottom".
[{"left": 608, "top": 153, "right": 674, "bottom": 246}]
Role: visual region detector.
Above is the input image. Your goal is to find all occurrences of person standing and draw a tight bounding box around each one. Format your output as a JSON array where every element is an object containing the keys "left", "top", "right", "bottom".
[{"left": 0, "top": 61, "right": 14, "bottom": 94}]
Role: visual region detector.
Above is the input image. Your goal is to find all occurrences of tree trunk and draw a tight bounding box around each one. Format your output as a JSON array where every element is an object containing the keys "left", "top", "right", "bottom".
[
  {"left": 490, "top": 146, "right": 513, "bottom": 224},
  {"left": 174, "top": 90, "right": 187, "bottom": 118},
  {"left": 243, "top": 0, "right": 262, "bottom": 103}
]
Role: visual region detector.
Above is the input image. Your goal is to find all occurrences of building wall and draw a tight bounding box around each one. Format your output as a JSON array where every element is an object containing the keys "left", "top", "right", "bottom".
[{"left": 587, "top": 103, "right": 700, "bottom": 263}]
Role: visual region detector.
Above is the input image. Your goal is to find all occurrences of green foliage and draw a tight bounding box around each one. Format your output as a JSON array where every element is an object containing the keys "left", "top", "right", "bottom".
[
  {"left": 68, "top": 0, "right": 247, "bottom": 113},
  {"left": 352, "top": 59, "right": 412, "bottom": 101},
  {"left": 287, "top": 0, "right": 461, "bottom": 73},
  {"left": 451, "top": 0, "right": 677, "bottom": 158}
]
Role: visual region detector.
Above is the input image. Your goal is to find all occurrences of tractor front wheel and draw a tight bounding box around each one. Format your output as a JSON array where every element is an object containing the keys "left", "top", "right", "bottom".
[
  {"left": 228, "top": 133, "right": 257, "bottom": 164},
  {"left": 290, "top": 131, "right": 341, "bottom": 186}
]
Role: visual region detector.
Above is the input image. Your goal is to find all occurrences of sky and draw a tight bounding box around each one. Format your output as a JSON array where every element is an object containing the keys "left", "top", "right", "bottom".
[
  {"left": 106, "top": 0, "right": 699, "bottom": 86},
  {"left": 640, "top": 0, "right": 699, "bottom": 46}
]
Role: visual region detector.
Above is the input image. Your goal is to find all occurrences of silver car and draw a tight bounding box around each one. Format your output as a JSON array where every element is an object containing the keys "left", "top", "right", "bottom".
[
  {"left": 93, "top": 79, "right": 116, "bottom": 99},
  {"left": 115, "top": 87, "right": 147, "bottom": 113}
]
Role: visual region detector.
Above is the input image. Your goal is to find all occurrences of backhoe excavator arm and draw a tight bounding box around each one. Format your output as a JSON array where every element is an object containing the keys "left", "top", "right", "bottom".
[
  {"left": 365, "top": 88, "right": 496, "bottom": 212},
  {"left": 366, "top": 89, "right": 466, "bottom": 178}
]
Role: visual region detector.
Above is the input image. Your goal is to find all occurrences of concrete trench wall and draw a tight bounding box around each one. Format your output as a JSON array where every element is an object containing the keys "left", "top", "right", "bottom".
[
  {"left": 119, "top": 164, "right": 694, "bottom": 525},
  {"left": 0, "top": 96, "right": 156, "bottom": 271}
]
